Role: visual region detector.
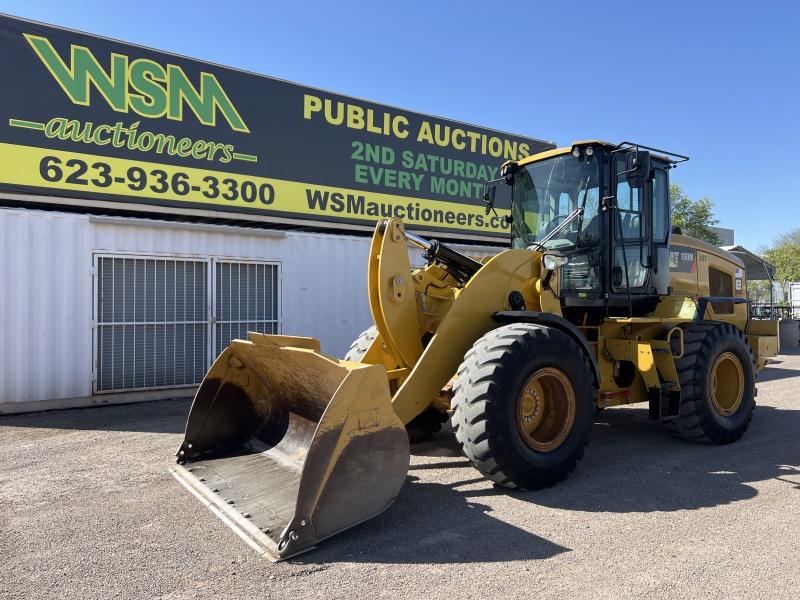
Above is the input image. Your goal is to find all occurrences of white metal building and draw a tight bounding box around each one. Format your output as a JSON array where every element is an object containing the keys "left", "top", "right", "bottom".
[
  {"left": 0, "top": 16, "right": 542, "bottom": 414},
  {"left": 0, "top": 206, "right": 499, "bottom": 413}
]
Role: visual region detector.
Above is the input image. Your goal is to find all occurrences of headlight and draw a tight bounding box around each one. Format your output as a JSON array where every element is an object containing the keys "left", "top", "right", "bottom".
[{"left": 543, "top": 254, "right": 569, "bottom": 270}]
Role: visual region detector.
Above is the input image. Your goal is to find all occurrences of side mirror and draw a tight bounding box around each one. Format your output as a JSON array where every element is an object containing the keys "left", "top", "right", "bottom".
[
  {"left": 625, "top": 150, "right": 651, "bottom": 188},
  {"left": 483, "top": 184, "right": 497, "bottom": 215}
]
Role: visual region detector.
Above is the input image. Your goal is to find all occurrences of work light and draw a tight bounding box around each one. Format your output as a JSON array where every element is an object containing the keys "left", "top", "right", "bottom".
[{"left": 543, "top": 254, "right": 569, "bottom": 270}]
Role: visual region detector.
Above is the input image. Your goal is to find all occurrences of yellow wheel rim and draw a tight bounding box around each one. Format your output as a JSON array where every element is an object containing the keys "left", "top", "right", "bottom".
[
  {"left": 516, "top": 368, "right": 576, "bottom": 452},
  {"left": 709, "top": 351, "right": 744, "bottom": 416}
]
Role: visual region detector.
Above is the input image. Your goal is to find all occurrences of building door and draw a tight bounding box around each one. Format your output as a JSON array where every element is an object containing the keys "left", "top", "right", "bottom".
[
  {"left": 94, "top": 256, "right": 209, "bottom": 392},
  {"left": 213, "top": 260, "right": 280, "bottom": 356},
  {"left": 94, "top": 255, "right": 280, "bottom": 394}
]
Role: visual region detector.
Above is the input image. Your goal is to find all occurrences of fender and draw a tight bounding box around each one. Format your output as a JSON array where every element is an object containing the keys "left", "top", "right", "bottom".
[
  {"left": 388, "top": 248, "right": 539, "bottom": 424},
  {"left": 492, "top": 311, "right": 600, "bottom": 387}
]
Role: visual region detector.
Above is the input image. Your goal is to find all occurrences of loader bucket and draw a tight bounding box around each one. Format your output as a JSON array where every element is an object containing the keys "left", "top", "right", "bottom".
[{"left": 170, "top": 333, "right": 409, "bottom": 561}]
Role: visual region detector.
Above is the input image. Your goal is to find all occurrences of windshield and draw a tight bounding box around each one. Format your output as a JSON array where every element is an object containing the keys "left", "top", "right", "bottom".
[{"left": 510, "top": 152, "right": 601, "bottom": 249}]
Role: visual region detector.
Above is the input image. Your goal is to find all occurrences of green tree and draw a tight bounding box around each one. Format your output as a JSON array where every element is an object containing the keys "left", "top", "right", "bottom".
[
  {"left": 669, "top": 183, "right": 720, "bottom": 245},
  {"left": 773, "top": 228, "right": 800, "bottom": 246},
  {"left": 746, "top": 280, "right": 772, "bottom": 303},
  {"left": 762, "top": 228, "right": 800, "bottom": 286}
]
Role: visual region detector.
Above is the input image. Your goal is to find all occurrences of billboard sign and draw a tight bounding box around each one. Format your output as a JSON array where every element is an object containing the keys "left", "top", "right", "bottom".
[{"left": 0, "top": 14, "right": 553, "bottom": 239}]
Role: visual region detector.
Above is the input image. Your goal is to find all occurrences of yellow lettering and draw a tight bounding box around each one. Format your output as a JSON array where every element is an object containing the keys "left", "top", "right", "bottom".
[
  {"left": 366, "top": 109, "right": 382, "bottom": 134},
  {"left": 417, "top": 121, "right": 433, "bottom": 144},
  {"left": 466, "top": 130, "right": 481, "bottom": 153},
  {"left": 452, "top": 128, "right": 466, "bottom": 150},
  {"left": 393, "top": 116, "right": 409, "bottom": 139},
  {"left": 503, "top": 139, "right": 518, "bottom": 160},
  {"left": 347, "top": 105, "right": 365, "bottom": 129},
  {"left": 324, "top": 100, "right": 344, "bottom": 125},
  {"left": 303, "top": 94, "right": 322, "bottom": 119},
  {"left": 488, "top": 136, "right": 503, "bottom": 157}
]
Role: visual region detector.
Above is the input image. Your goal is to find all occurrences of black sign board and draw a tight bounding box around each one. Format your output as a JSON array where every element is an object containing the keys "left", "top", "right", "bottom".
[{"left": 0, "top": 14, "right": 553, "bottom": 240}]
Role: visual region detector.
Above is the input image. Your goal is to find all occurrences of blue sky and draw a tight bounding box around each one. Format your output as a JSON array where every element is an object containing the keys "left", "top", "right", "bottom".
[{"left": 1, "top": 0, "right": 797, "bottom": 249}]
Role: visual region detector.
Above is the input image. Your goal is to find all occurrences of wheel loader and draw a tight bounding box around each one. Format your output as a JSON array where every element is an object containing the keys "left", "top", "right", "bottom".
[{"left": 171, "top": 141, "right": 779, "bottom": 560}]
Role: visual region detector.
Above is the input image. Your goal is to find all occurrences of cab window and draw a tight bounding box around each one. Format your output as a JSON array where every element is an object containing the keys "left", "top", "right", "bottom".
[
  {"left": 614, "top": 156, "right": 644, "bottom": 241},
  {"left": 653, "top": 169, "right": 669, "bottom": 242}
]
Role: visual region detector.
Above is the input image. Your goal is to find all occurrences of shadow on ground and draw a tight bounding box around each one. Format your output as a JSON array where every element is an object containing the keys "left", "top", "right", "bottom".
[
  {"left": 299, "top": 469, "right": 572, "bottom": 564},
  {"left": 757, "top": 366, "right": 799, "bottom": 382},
  {"left": 2, "top": 354, "right": 798, "bottom": 566},
  {"left": 776, "top": 346, "right": 800, "bottom": 355},
  {"left": 296, "top": 399, "right": 800, "bottom": 564},
  {"left": 0, "top": 397, "right": 192, "bottom": 434},
  {"left": 529, "top": 403, "right": 800, "bottom": 512}
]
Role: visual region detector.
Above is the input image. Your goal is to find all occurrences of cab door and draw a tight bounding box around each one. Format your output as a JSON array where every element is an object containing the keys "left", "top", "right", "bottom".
[{"left": 609, "top": 152, "right": 654, "bottom": 305}]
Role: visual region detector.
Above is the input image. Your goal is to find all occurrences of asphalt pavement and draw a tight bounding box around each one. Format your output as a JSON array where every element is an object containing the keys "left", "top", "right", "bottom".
[{"left": 2, "top": 351, "right": 799, "bottom": 599}]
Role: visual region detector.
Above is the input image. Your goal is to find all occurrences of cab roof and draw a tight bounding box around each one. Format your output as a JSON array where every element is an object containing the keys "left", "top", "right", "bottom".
[{"left": 512, "top": 140, "right": 686, "bottom": 169}]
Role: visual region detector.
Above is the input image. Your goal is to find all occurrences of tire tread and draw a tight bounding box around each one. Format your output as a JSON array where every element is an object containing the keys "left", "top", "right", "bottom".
[
  {"left": 452, "top": 323, "right": 595, "bottom": 489},
  {"left": 668, "top": 322, "right": 755, "bottom": 444}
]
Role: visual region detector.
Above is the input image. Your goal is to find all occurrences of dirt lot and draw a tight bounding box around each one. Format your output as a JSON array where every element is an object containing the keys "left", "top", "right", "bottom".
[{"left": 2, "top": 351, "right": 799, "bottom": 600}]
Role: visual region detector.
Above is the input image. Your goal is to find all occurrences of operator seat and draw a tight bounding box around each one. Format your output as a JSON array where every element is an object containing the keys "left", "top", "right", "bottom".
[{"left": 581, "top": 214, "right": 601, "bottom": 241}]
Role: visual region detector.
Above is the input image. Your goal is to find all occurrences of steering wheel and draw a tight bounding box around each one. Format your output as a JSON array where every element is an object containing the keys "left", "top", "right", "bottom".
[{"left": 544, "top": 214, "right": 571, "bottom": 235}]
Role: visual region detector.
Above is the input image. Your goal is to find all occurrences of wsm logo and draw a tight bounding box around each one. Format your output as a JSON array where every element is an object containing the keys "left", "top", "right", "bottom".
[{"left": 24, "top": 34, "right": 250, "bottom": 134}]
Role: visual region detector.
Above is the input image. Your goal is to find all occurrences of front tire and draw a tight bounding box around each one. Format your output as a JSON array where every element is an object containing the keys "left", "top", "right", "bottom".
[{"left": 451, "top": 323, "right": 595, "bottom": 489}]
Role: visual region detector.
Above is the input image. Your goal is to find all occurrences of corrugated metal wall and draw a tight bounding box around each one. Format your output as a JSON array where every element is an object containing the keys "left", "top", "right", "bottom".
[
  {"left": 0, "top": 207, "right": 501, "bottom": 409},
  {"left": 1, "top": 208, "right": 91, "bottom": 404}
]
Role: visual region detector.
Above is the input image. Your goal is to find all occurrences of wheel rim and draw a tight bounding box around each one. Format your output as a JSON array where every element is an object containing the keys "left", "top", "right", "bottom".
[
  {"left": 709, "top": 351, "right": 744, "bottom": 416},
  {"left": 516, "top": 367, "right": 576, "bottom": 452}
]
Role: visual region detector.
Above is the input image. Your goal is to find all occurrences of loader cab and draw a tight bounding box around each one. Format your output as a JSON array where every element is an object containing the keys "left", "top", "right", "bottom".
[{"left": 506, "top": 141, "right": 685, "bottom": 317}]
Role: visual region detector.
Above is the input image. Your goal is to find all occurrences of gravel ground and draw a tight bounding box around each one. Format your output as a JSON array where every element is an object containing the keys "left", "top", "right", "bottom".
[{"left": 2, "top": 351, "right": 799, "bottom": 600}]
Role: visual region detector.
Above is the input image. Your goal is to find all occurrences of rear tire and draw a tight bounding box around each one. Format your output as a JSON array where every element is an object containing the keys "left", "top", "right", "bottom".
[
  {"left": 344, "top": 325, "right": 446, "bottom": 444},
  {"left": 451, "top": 323, "right": 595, "bottom": 489},
  {"left": 670, "top": 322, "right": 755, "bottom": 444}
]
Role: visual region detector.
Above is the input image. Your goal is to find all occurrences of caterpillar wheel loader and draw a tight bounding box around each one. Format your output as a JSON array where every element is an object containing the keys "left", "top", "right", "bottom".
[{"left": 171, "top": 141, "right": 779, "bottom": 560}]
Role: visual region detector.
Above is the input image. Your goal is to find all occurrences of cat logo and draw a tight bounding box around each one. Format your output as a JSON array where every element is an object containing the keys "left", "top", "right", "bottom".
[{"left": 357, "top": 408, "right": 380, "bottom": 431}]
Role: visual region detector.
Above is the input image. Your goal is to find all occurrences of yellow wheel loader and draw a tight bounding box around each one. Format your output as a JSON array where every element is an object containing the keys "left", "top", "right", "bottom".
[{"left": 171, "top": 141, "right": 779, "bottom": 560}]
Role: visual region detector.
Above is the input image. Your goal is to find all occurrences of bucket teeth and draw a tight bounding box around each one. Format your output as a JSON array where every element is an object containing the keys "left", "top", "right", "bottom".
[{"left": 172, "top": 336, "right": 409, "bottom": 560}]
